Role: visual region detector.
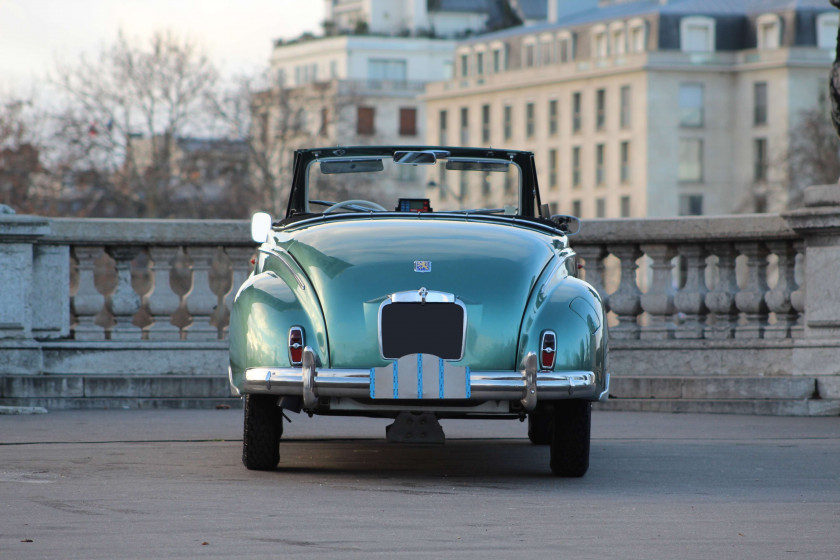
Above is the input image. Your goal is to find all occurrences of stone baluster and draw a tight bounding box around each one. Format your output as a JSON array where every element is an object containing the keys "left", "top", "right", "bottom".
[
  {"left": 764, "top": 240, "right": 798, "bottom": 339},
  {"left": 704, "top": 243, "right": 739, "bottom": 339},
  {"left": 146, "top": 246, "right": 183, "bottom": 340},
  {"left": 222, "top": 246, "right": 256, "bottom": 339},
  {"left": 210, "top": 247, "right": 233, "bottom": 339},
  {"left": 639, "top": 243, "right": 676, "bottom": 340},
  {"left": 575, "top": 244, "right": 609, "bottom": 308},
  {"left": 789, "top": 240, "right": 806, "bottom": 338},
  {"left": 674, "top": 244, "right": 709, "bottom": 339},
  {"left": 734, "top": 241, "right": 769, "bottom": 339},
  {"left": 105, "top": 246, "right": 142, "bottom": 340},
  {"left": 71, "top": 246, "right": 108, "bottom": 340},
  {"left": 183, "top": 246, "right": 221, "bottom": 340},
  {"left": 607, "top": 244, "right": 642, "bottom": 339}
]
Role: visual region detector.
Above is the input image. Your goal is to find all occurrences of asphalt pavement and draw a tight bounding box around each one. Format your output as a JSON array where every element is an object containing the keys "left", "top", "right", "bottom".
[{"left": 1, "top": 408, "right": 838, "bottom": 559}]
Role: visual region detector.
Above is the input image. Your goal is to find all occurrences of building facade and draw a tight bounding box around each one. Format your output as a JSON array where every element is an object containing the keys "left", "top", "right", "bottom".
[{"left": 424, "top": 0, "right": 839, "bottom": 218}]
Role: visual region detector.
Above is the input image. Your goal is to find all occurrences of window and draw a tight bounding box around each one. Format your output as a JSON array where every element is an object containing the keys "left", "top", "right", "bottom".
[
  {"left": 572, "top": 199, "right": 582, "bottom": 217},
  {"left": 541, "top": 37, "right": 553, "bottom": 65},
  {"left": 493, "top": 48, "right": 502, "bottom": 72},
  {"left": 357, "top": 106, "right": 375, "bottom": 135},
  {"left": 620, "top": 85, "right": 631, "bottom": 129},
  {"left": 557, "top": 32, "right": 573, "bottom": 62},
  {"left": 524, "top": 43, "right": 535, "bottom": 67},
  {"left": 596, "top": 144, "right": 605, "bottom": 185},
  {"left": 620, "top": 196, "right": 631, "bottom": 217},
  {"left": 756, "top": 14, "right": 781, "bottom": 50},
  {"left": 678, "top": 139, "right": 703, "bottom": 182},
  {"left": 549, "top": 149, "right": 558, "bottom": 189},
  {"left": 628, "top": 18, "right": 646, "bottom": 53},
  {"left": 679, "top": 194, "right": 704, "bottom": 216},
  {"left": 476, "top": 52, "right": 484, "bottom": 75},
  {"left": 754, "top": 138, "right": 768, "bottom": 181},
  {"left": 572, "top": 146, "right": 581, "bottom": 187},
  {"left": 460, "top": 107, "right": 469, "bottom": 145},
  {"left": 482, "top": 104, "right": 491, "bottom": 143},
  {"left": 754, "top": 82, "right": 768, "bottom": 126},
  {"left": 439, "top": 110, "right": 448, "bottom": 145},
  {"left": 399, "top": 107, "right": 417, "bottom": 136},
  {"left": 460, "top": 54, "right": 469, "bottom": 77},
  {"left": 592, "top": 25, "right": 608, "bottom": 58},
  {"left": 818, "top": 13, "right": 840, "bottom": 49},
  {"left": 504, "top": 105, "right": 512, "bottom": 140},
  {"left": 611, "top": 23, "right": 626, "bottom": 56},
  {"left": 620, "top": 141, "right": 630, "bottom": 183},
  {"left": 680, "top": 16, "right": 716, "bottom": 53},
  {"left": 596, "top": 197, "right": 606, "bottom": 218},
  {"left": 368, "top": 59, "right": 407, "bottom": 81},
  {"left": 549, "top": 99, "right": 558, "bottom": 136},
  {"left": 526, "top": 102, "right": 535, "bottom": 138},
  {"left": 679, "top": 83, "right": 704, "bottom": 127},
  {"left": 596, "top": 89, "right": 606, "bottom": 130},
  {"left": 572, "top": 92, "right": 582, "bottom": 133}
]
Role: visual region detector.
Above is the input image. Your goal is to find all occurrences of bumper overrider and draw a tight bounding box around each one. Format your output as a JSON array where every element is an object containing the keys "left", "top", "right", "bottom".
[{"left": 234, "top": 347, "right": 610, "bottom": 411}]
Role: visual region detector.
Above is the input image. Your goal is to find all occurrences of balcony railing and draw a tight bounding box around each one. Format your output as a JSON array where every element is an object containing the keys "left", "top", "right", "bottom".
[{"left": 2, "top": 185, "right": 839, "bottom": 414}]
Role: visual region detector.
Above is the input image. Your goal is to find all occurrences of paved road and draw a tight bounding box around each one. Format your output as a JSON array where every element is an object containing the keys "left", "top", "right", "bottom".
[{"left": 1, "top": 409, "right": 838, "bottom": 559}]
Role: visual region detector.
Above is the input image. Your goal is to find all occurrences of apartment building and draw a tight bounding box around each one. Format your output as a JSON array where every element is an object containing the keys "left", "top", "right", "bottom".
[{"left": 424, "top": 0, "right": 839, "bottom": 217}]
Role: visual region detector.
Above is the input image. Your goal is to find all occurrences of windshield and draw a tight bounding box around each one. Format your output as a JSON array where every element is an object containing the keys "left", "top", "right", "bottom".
[{"left": 305, "top": 153, "right": 522, "bottom": 214}]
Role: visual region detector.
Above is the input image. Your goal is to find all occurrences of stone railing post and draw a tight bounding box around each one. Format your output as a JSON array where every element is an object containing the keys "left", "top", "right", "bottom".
[
  {"left": 0, "top": 215, "right": 50, "bottom": 373},
  {"left": 704, "top": 243, "right": 739, "bottom": 339},
  {"left": 575, "top": 244, "right": 609, "bottom": 306},
  {"left": 734, "top": 241, "right": 769, "bottom": 339},
  {"left": 607, "top": 244, "right": 642, "bottom": 339},
  {"left": 783, "top": 185, "right": 840, "bottom": 341},
  {"left": 674, "top": 244, "right": 709, "bottom": 339},
  {"left": 183, "top": 246, "right": 221, "bottom": 340},
  {"left": 764, "top": 240, "right": 798, "bottom": 339},
  {"left": 639, "top": 243, "right": 676, "bottom": 339},
  {"left": 105, "top": 246, "right": 142, "bottom": 339},
  {"left": 146, "top": 246, "right": 183, "bottom": 340}
]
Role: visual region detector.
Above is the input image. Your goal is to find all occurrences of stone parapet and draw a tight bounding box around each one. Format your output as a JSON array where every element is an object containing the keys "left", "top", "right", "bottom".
[{"left": 1, "top": 209, "right": 839, "bottom": 415}]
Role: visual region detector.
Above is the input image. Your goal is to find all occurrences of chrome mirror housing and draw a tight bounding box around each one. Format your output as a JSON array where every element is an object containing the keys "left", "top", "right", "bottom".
[{"left": 251, "top": 212, "right": 273, "bottom": 243}]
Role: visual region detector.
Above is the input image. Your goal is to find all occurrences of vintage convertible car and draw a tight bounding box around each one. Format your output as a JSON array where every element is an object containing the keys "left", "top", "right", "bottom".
[{"left": 228, "top": 146, "right": 609, "bottom": 477}]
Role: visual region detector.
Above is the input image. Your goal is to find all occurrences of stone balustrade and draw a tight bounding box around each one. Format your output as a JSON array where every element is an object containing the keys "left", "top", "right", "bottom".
[{"left": 1, "top": 187, "right": 840, "bottom": 414}]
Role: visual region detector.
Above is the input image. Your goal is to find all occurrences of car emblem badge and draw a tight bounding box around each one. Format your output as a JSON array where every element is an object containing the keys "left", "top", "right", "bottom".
[{"left": 414, "top": 260, "right": 431, "bottom": 273}]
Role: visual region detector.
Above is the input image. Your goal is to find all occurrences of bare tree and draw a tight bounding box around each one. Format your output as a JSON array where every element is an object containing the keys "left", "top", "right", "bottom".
[
  {"left": 785, "top": 107, "right": 840, "bottom": 208},
  {"left": 208, "top": 75, "right": 364, "bottom": 217},
  {"left": 51, "top": 29, "right": 219, "bottom": 217}
]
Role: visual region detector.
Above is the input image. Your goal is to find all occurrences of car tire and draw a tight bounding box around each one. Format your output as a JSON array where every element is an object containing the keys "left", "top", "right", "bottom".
[
  {"left": 527, "top": 411, "right": 552, "bottom": 445},
  {"left": 549, "top": 400, "right": 591, "bottom": 477},
  {"left": 242, "top": 394, "right": 283, "bottom": 471}
]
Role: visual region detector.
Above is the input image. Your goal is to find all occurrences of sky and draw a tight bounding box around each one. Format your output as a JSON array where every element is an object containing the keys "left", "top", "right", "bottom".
[{"left": 0, "top": 0, "right": 324, "bottom": 92}]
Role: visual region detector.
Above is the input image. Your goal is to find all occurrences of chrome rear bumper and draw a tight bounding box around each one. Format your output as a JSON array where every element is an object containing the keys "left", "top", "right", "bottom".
[{"left": 236, "top": 348, "right": 610, "bottom": 410}]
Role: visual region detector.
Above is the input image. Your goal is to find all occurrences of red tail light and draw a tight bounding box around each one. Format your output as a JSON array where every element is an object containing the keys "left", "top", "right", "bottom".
[
  {"left": 540, "top": 330, "right": 556, "bottom": 370},
  {"left": 289, "top": 326, "right": 304, "bottom": 366}
]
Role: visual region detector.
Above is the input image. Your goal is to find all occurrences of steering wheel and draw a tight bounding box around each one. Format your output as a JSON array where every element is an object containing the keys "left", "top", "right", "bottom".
[{"left": 322, "top": 199, "right": 387, "bottom": 213}]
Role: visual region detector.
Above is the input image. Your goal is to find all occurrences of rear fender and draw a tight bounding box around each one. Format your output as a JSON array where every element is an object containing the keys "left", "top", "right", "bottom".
[
  {"left": 518, "top": 253, "right": 607, "bottom": 388},
  {"left": 229, "top": 257, "right": 328, "bottom": 390}
]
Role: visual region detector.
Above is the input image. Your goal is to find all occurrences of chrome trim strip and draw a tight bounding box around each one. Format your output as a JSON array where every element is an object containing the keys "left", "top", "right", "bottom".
[
  {"left": 242, "top": 365, "right": 600, "bottom": 402},
  {"left": 259, "top": 247, "right": 305, "bottom": 289},
  {"left": 520, "top": 352, "right": 537, "bottom": 412}
]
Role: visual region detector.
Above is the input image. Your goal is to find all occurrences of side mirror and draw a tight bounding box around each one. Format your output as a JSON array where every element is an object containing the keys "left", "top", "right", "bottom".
[
  {"left": 550, "top": 214, "right": 581, "bottom": 235},
  {"left": 251, "top": 212, "right": 273, "bottom": 243}
]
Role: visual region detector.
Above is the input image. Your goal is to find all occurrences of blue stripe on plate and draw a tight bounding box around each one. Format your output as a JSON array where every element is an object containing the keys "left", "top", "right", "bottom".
[
  {"left": 393, "top": 360, "right": 399, "bottom": 399},
  {"left": 439, "top": 359, "right": 445, "bottom": 399},
  {"left": 417, "top": 354, "right": 423, "bottom": 398},
  {"left": 465, "top": 367, "right": 471, "bottom": 398},
  {"left": 369, "top": 368, "right": 375, "bottom": 399}
]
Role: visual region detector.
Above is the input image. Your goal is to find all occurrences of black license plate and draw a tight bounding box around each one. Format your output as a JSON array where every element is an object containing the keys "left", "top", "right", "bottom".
[{"left": 380, "top": 303, "right": 464, "bottom": 360}]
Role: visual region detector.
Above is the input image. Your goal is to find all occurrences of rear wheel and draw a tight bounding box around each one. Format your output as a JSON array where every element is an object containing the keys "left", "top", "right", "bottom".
[
  {"left": 527, "top": 411, "right": 552, "bottom": 445},
  {"left": 549, "top": 400, "right": 591, "bottom": 477},
  {"left": 242, "top": 394, "right": 283, "bottom": 471}
]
